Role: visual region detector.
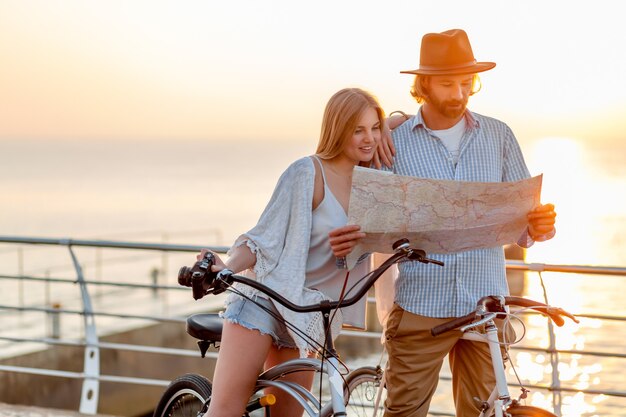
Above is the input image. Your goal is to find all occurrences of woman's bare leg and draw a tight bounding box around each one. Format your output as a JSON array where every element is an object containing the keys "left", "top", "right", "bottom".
[
  {"left": 263, "top": 345, "right": 316, "bottom": 417},
  {"left": 205, "top": 321, "right": 272, "bottom": 417}
]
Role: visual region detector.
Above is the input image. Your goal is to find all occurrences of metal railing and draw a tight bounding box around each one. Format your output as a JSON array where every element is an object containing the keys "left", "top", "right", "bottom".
[{"left": 0, "top": 235, "right": 625, "bottom": 416}]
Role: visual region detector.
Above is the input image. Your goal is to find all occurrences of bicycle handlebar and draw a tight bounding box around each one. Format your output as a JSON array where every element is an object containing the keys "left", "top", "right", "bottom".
[
  {"left": 430, "top": 295, "right": 579, "bottom": 337},
  {"left": 208, "top": 238, "right": 443, "bottom": 314},
  {"left": 430, "top": 312, "right": 476, "bottom": 337}
]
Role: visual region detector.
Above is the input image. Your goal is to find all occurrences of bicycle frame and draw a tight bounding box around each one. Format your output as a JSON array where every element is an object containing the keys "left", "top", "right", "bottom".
[
  {"left": 460, "top": 313, "right": 512, "bottom": 417},
  {"left": 179, "top": 240, "right": 442, "bottom": 417},
  {"left": 198, "top": 305, "right": 350, "bottom": 417},
  {"left": 254, "top": 356, "right": 347, "bottom": 417}
]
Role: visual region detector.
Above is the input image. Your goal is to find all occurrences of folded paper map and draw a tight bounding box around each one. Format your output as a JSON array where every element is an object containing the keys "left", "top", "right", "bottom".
[{"left": 345, "top": 167, "right": 542, "bottom": 269}]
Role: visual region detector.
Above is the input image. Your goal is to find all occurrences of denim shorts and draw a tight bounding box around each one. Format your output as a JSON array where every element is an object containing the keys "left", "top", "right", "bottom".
[{"left": 221, "top": 296, "right": 297, "bottom": 349}]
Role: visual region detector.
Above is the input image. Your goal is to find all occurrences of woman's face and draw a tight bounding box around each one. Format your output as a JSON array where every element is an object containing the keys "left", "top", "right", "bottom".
[{"left": 341, "top": 107, "right": 380, "bottom": 164}]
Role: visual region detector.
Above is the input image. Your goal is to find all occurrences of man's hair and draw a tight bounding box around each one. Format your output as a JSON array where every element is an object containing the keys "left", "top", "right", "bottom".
[
  {"left": 410, "top": 74, "right": 482, "bottom": 104},
  {"left": 316, "top": 88, "right": 384, "bottom": 160}
]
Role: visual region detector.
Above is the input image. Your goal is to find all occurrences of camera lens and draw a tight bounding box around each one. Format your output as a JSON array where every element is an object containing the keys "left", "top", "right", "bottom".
[{"left": 178, "top": 266, "right": 193, "bottom": 287}]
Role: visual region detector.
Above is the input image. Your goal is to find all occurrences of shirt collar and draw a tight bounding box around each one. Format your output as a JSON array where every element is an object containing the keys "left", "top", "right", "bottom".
[{"left": 412, "top": 107, "right": 480, "bottom": 132}]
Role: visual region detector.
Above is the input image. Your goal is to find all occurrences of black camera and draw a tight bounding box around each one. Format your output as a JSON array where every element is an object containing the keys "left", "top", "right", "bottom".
[{"left": 178, "top": 252, "right": 218, "bottom": 300}]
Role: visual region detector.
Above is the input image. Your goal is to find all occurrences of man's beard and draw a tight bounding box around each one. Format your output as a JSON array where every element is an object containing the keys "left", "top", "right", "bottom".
[{"left": 430, "top": 96, "right": 468, "bottom": 119}]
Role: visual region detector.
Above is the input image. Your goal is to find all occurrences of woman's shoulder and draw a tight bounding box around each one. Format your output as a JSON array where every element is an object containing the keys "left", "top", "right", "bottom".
[
  {"left": 290, "top": 156, "right": 315, "bottom": 170},
  {"left": 271, "top": 156, "right": 316, "bottom": 192},
  {"left": 282, "top": 156, "right": 316, "bottom": 178}
]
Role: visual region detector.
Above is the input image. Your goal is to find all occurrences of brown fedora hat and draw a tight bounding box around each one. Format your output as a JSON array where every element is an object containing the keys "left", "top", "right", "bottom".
[{"left": 401, "top": 29, "right": 495, "bottom": 75}]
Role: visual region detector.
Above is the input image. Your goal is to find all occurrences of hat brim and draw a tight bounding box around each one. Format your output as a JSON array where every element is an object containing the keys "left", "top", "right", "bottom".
[{"left": 400, "top": 61, "right": 496, "bottom": 75}]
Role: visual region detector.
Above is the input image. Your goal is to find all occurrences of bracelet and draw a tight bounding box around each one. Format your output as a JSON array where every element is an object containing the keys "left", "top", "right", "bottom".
[{"left": 389, "top": 110, "right": 410, "bottom": 121}]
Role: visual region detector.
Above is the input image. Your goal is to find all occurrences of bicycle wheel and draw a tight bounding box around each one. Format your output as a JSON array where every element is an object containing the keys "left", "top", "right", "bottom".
[
  {"left": 505, "top": 404, "right": 557, "bottom": 417},
  {"left": 154, "top": 373, "right": 212, "bottom": 417},
  {"left": 344, "top": 366, "right": 385, "bottom": 417}
]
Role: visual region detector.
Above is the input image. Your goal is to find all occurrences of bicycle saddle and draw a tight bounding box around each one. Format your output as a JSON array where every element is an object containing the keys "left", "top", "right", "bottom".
[{"left": 186, "top": 313, "right": 223, "bottom": 342}]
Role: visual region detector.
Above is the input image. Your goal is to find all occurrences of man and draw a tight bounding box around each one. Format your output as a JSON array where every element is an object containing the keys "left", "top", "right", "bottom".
[{"left": 329, "top": 29, "right": 557, "bottom": 416}]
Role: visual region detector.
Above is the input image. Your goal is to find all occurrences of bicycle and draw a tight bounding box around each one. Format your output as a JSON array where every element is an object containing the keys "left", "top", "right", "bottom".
[
  {"left": 342, "top": 295, "right": 579, "bottom": 417},
  {"left": 153, "top": 238, "right": 443, "bottom": 417}
]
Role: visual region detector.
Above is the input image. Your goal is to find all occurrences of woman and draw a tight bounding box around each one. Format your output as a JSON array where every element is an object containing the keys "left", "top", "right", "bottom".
[{"left": 197, "top": 87, "right": 385, "bottom": 417}]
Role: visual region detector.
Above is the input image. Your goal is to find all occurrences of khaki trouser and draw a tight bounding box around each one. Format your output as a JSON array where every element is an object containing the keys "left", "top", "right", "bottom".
[{"left": 383, "top": 304, "right": 514, "bottom": 417}]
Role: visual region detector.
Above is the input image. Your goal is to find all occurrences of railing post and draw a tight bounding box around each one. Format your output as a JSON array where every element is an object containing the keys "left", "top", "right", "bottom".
[
  {"left": 95, "top": 248, "right": 103, "bottom": 299},
  {"left": 48, "top": 302, "right": 62, "bottom": 339},
  {"left": 536, "top": 270, "right": 563, "bottom": 416},
  {"left": 18, "top": 247, "right": 24, "bottom": 309},
  {"left": 547, "top": 319, "right": 562, "bottom": 416},
  {"left": 150, "top": 267, "right": 159, "bottom": 297},
  {"left": 45, "top": 269, "right": 51, "bottom": 307},
  {"left": 66, "top": 244, "right": 100, "bottom": 415},
  {"left": 161, "top": 233, "right": 169, "bottom": 311}
]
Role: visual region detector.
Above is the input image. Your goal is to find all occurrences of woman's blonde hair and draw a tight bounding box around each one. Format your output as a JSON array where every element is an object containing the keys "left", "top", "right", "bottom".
[
  {"left": 410, "top": 74, "right": 482, "bottom": 104},
  {"left": 316, "top": 88, "right": 384, "bottom": 160}
]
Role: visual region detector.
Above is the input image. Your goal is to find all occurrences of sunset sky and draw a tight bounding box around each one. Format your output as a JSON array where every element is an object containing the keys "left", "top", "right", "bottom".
[{"left": 1, "top": 0, "right": 625, "bottom": 145}]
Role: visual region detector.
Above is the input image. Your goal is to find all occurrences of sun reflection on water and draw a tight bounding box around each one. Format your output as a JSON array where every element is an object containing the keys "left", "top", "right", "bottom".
[{"left": 509, "top": 301, "right": 610, "bottom": 415}]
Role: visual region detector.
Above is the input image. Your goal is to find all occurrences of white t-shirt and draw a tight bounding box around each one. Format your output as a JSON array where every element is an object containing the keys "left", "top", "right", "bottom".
[{"left": 432, "top": 117, "right": 466, "bottom": 165}]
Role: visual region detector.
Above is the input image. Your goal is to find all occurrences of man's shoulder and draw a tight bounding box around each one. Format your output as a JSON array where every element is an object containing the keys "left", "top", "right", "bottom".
[
  {"left": 469, "top": 111, "right": 512, "bottom": 131},
  {"left": 391, "top": 118, "right": 421, "bottom": 141}
]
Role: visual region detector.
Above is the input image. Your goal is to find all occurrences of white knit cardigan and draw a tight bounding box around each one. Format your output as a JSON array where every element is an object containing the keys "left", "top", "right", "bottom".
[{"left": 225, "top": 156, "right": 344, "bottom": 357}]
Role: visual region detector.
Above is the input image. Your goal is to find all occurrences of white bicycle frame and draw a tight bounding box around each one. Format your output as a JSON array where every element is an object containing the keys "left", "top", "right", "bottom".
[
  {"left": 369, "top": 312, "right": 514, "bottom": 417},
  {"left": 328, "top": 355, "right": 349, "bottom": 416},
  {"left": 460, "top": 312, "right": 513, "bottom": 417}
]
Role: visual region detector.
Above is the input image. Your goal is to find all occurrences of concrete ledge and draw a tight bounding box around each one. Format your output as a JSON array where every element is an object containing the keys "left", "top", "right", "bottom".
[{"left": 0, "top": 403, "right": 119, "bottom": 417}]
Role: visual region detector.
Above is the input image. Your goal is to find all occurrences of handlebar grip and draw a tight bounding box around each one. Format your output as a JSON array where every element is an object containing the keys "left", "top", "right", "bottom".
[
  {"left": 505, "top": 296, "right": 574, "bottom": 327},
  {"left": 431, "top": 312, "right": 475, "bottom": 337}
]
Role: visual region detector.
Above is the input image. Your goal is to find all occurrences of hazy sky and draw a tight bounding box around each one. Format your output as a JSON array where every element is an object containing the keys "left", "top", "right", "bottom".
[{"left": 1, "top": 0, "right": 625, "bottom": 145}]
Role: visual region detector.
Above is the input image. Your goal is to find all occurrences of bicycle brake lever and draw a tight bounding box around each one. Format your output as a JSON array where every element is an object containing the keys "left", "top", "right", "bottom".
[
  {"left": 408, "top": 250, "right": 444, "bottom": 267},
  {"left": 459, "top": 313, "right": 498, "bottom": 332},
  {"left": 407, "top": 249, "right": 426, "bottom": 261},
  {"left": 426, "top": 258, "right": 445, "bottom": 266},
  {"left": 210, "top": 269, "right": 233, "bottom": 295},
  {"left": 546, "top": 306, "right": 580, "bottom": 324}
]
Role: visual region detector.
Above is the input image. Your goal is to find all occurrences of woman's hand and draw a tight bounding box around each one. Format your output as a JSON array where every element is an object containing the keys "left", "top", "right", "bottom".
[
  {"left": 196, "top": 249, "right": 227, "bottom": 273},
  {"left": 198, "top": 243, "right": 256, "bottom": 274},
  {"left": 527, "top": 203, "right": 557, "bottom": 241},
  {"left": 328, "top": 225, "right": 366, "bottom": 257}
]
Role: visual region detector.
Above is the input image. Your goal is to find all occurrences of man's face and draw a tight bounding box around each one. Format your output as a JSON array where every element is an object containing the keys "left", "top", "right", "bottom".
[{"left": 424, "top": 74, "right": 474, "bottom": 119}]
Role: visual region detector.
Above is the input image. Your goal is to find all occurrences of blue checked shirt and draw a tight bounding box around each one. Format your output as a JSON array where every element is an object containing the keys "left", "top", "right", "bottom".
[{"left": 386, "top": 108, "right": 534, "bottom": 318}]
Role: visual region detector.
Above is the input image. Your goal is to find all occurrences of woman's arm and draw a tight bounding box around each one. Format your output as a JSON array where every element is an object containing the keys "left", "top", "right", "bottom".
[{"left": 196, "top": 244, "right": 256, "bottom": 275}]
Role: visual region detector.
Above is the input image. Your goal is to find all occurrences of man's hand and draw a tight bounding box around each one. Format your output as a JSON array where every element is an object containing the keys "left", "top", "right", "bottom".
[
  {"left": 328, "top": 225, "right": 366, "bottom": 257},
  {"left": 528, "top": 203, "right": 557, "bottom": 241},
  {"left": 372, "top": 123, "right": 395, "bottom": 169},
  {"left": 371, "top": 112, "right": 412, "bottom": 169}
]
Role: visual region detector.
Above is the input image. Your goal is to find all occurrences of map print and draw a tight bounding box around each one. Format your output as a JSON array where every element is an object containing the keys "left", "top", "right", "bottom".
[{"left": 345, "top": 167, "right": 542, "bottom": 269}]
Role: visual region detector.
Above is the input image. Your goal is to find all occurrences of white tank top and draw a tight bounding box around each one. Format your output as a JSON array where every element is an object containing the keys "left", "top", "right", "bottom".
[{"left": 306, "top": 156, "right": 368, "bottom": 329}]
